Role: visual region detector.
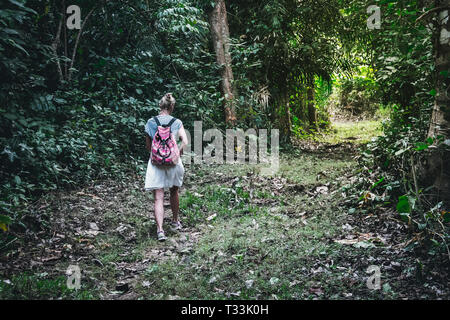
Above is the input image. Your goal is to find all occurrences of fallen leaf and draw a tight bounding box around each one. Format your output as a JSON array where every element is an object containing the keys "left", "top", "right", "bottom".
[
  {"left": 289, "top": 280, "right": 300, "bottom": 287},
  {"left": 115, "top": 283, "right": 129, "bottom": 293},
  {"left": 354, "top": 241, "right": 375, "bottom": 248},
  {"left": 269, "top": 277, "right": 279, "bottom": 285},
  {"left": 335, "top": 239, "right": 359, "bottom": 245},
  {"left": 209, "top": 276, "right": 217, "bottom": 284},
  {"left": 334, "top": 232, "right": 386, "bottom": 247},
  {"left": 309, "top": 287, "right": 324, "bottom": 296},
  {"left": 41, "top": 252, "right": 62, "bottom": 262},
  {"left": 84, "top": 230, "right": 101, "bottom": 236},
  {"left": 89, "top": 222, "right": 99, "bottom": 231},
  {"left": 76, "top": 192, "right": 103, "bottom": 201},
  {"left": 316, "top": 186, "right": 329, "bottom": 194}
]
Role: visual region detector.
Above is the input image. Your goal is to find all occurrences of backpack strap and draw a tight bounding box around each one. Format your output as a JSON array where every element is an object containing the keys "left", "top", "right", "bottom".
[
  {"left": 166, "top": 117, "right": 177, "bottom": 128},
  {"left": 154, "top": 116, "right": 177, "bottom": 128},
  {"left": 154, "top": 116, "right": 162, "bottom": 127}
]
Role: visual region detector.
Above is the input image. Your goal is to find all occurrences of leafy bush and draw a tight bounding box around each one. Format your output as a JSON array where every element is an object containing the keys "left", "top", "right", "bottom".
[
  {"left": 341, "top": 0, "right": 450, "bottom": 257},
  {"left": 329, "top": 66, "right": 382, "bottom": 119},
  {"left": 355, "top": 104, "right": 449, "bottom": 256},
  {"left": 0, "top": 0, "right": 221, "bottom": 233}
]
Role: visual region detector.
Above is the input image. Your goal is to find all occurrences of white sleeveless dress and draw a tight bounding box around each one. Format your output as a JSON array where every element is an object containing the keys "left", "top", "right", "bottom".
[{"left": 144, "top": 116, "right": 185, "bottom": 191}]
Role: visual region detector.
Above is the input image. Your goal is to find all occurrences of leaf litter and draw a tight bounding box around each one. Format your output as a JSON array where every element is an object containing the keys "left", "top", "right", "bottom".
[{"left": 1, "top": 142, "right": 449, "bottom": 299}]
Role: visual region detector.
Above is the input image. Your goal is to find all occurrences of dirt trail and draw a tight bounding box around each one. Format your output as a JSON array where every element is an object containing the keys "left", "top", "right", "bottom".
[{"left": 1, "top": 138, "right": 449, "bottom": 299}]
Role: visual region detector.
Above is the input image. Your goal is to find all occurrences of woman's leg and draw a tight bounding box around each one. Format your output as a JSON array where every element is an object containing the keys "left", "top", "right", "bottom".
[
  {"left": 169, "top": 186, "right": 179, "bottom": 222},
  {"left": 153, "top": 188, "right": 165, "bottom": 232}
]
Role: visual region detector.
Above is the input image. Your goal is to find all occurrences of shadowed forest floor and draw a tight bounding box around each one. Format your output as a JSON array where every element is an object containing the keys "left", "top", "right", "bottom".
[{"left": 1, "top": 121, "right": 449, "bottom": 299}]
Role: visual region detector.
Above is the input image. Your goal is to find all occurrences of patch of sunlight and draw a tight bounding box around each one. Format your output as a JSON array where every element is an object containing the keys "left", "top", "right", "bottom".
[{"left": 317, "top": 120, "right": 382, "bottom": 144}]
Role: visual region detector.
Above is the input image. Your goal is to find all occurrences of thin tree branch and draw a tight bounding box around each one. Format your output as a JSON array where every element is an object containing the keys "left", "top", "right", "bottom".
[
  {"left": 51, "top": 16, "right": 64, "bottom": 84},
  {"left": 118, "top": 0, "right": 156, "bottom": 25},
  {"left": 63, "top": 0, "right": 68, "bottom": 78},
  {"left": 416, "top": 6, "right": 450, "bottom": 23},
  {"left": 68, "top": 6, "right": 96, "bottom": 82}
]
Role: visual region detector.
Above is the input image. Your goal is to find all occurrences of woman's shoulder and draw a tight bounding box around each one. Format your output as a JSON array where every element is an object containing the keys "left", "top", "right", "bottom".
[
  {"left": 147, "top": 116, "right": 159, "bottom": 125},
  {"left": 146, "top": 115, "right": 181, "bottom": 126}
]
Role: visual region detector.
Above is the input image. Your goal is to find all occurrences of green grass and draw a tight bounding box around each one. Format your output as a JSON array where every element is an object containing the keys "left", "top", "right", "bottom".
[
  {"left": 278, "top": 154, "right": 353, "bottom": 186},
  {"left": 180, "top": 184, "right": 263, "bottom": 226},
  {"left": 136, "top": 190, "right": 377, "bottom": 299},
  {"left": 317, "top": 120, "right": 382, "bottom": 145},
  {"left": 2, "top": 121, "right": 391, "bottom": 300},
  {"left": 133, "top": 149, "right": 377, "bottom": 300},
  {"left": 0, "top": 272, "right": 96, "bottom": 299}
]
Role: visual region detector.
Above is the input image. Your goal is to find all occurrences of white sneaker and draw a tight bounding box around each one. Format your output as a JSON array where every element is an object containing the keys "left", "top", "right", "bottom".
[
  {"left": 170, "top": 221, "right": 183, "bottom": 231},
  {"left": 157, "top": 231, "right": 167, "bottom": 241}
]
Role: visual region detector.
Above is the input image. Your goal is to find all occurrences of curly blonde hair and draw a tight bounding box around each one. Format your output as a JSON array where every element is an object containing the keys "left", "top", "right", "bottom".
[{"left": 159, "top": 93, "right": 176, "bottom": 111}]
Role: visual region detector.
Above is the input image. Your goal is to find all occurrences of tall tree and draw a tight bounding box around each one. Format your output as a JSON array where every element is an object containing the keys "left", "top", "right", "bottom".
[
  {"left": 425, "top": 1, "right": 450, "bottom": 202},
  {"left": 209, "top": 0, "right": 237, "bottom": 124},
  {"left": 226, "top": 0, "right": 350, "bottom": 138},
  {"left": 307, "top": 76, "right": 318, "bottom": 131}
]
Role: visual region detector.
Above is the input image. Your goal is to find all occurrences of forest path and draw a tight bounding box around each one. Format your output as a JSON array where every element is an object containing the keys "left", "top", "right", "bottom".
[{"left": 1, "top": 120, "right": 448, "bottom": 299}]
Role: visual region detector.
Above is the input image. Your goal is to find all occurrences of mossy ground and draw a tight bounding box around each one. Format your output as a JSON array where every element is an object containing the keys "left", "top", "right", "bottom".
[{"left": 1, "top": 120, "right": 448, "bottom": 300}]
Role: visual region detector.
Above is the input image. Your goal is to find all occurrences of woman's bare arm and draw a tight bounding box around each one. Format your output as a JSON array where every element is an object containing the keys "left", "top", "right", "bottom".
[
  {"left": 145, "top": 134, "right": 152, "bottom": 152},
  {"left": 177, "top": 124, "right": 188, "bottom": 154}
]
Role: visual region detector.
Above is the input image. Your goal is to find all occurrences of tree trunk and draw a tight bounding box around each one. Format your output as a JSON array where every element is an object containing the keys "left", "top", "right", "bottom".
[
  {"left": 51, "top": 16, "right": 64, "bottom": 85},
  {"left": 426, "top": 1, "right": 450, "bottom": 203},
  {"left": 274, "top": 92, "right": 292, "bottom": 143},
  {"left": 68, "top": 6, "right": 96, "bottom": 82},
  {"left": 307, "top": 77, "right": 317, "bottom": 131},
  {"left": 209, "top": 0, "right": 237, "bottom": 124},
  {"left": 283, "top": 92, "right": 292, "bottom": 141}
]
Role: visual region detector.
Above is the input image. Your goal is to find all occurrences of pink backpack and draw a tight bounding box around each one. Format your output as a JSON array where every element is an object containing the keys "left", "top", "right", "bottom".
[{"left": 151, "top": 116, "right": 180, "bottom": 166}]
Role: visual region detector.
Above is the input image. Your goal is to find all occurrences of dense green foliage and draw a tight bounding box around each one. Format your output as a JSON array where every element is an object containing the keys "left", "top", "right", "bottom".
[
  {"left": 330, "top": 66, "right": 382, "bottom": 118},
  {"left": 1, "top": 0, "right": 350, "bottom": 220},
  {"left": 1, "top": 0, "right": 448, "bottom": 255},
  {"left": 226, "top": 0, "right": 352, "bottom": 135},
  {"left": 1, "top": 0, "right": 220, "bottom": 217},
  {"left": 347, "top": 0, "right": 449, "bottom": 253}
]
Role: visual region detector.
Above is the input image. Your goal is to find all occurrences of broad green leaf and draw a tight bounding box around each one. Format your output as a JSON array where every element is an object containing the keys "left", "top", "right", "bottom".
[
  {"left": 399, "top": 213, "right": 410, "bottom": 223},
  {"left": 414, "top": 142, "right": 428, "bottom": 151},
  {"left": 442, "top": 211, "right": 450, "bottom": 223},
  {"left": 7, "top": 39, "right": 29, "bottom": 56},
  {"left": 0, "top": 215, "right": 12, "bottom": 231},
  {"left": 397, "top": 195, "right": 411, "bottom": 214},
  {"left": 8, "top": 0, "right": 37, "bottom": 14},
  {"left": 0, "top": 215, "right": 12, "bottom": 224},
  {"left": 394, "top": 149, "right": 407, "bottom": 156},
  {"left": 370, "top": 177, "right": 385, "bottom": 190}
]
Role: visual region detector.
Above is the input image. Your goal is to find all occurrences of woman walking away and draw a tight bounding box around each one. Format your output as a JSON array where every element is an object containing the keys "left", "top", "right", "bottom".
[{"left": 144, "top": 93, "right": 188, "bottom": 241}]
